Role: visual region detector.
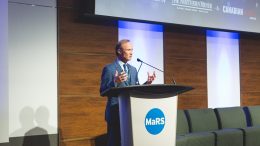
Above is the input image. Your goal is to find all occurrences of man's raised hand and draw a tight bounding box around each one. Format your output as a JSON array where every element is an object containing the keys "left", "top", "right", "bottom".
[{"left": 114, "top": 70, "right": 128, "bottom": 83}]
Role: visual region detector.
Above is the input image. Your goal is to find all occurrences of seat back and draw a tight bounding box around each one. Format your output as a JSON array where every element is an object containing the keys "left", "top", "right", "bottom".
[
  {"left": 176, "top": 110, "right": 189, "bottom": 135},
  {"left": 186, "top": 108, "right": 219, "bottom": 132},
  {"left": 247, "top": 105, "right": 260, "bottom": 126},
  {"left": 215, "top": 107, "right": 247, "bottom": 129}
]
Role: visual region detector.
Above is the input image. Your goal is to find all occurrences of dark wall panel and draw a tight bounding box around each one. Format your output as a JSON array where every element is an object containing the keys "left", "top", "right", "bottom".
[
  {"left": 58, "top": 0, "right": 117, "bottom": 145},
  {"left": 164, "top": 26, "right": 208, "bottom": 109},
  {"left": 240, "top": 34, "right": 260, "bottom": 106}
]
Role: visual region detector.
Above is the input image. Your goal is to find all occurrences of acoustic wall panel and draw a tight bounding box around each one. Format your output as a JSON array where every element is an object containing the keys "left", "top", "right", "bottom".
[
  {"left": 118, "top": 21, "right": 164, "bottom": 84},
  {"left": 207, "top": 30, "right": 240, "bottom": 108}
]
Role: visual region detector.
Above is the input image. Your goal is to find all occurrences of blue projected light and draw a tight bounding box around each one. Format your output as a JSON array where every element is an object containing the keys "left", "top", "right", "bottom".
[
  {"left": 207, "top": 30, "right": 239, "bottom": 39},
  {"left": 118, "top": 20, "right": 163, "bottom": 32}
]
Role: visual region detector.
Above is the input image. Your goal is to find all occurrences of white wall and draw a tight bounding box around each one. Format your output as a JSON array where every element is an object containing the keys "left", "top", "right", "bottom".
[
  {"left": 8, "top": 1, "right": 57, "bottom": 137},
  {"left": 0, "top": 0, "right": 9, "bottom": 143},
  {"left": 207, "top": 30, "right": 240, "bottom": 108}
]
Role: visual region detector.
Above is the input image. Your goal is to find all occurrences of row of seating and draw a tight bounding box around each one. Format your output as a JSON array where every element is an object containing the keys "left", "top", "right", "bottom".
[{"left": 176, "top": 106, "right": 260, "bottom": 146}]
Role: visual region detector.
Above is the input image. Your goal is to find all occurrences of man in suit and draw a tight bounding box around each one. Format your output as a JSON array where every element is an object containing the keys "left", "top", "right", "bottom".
[{"left": 100, "top": 39, "right": 156, "bottom": 146}]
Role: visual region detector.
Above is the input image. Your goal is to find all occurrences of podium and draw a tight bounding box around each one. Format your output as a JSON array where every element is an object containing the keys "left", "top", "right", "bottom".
[{"left": 101, "top": 84, "right": 193, "bottom": 146}]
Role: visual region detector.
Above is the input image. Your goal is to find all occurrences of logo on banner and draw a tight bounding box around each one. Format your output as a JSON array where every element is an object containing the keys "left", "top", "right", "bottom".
[{"left": 144, "top": 108, "right": 165, "bottom": 135}]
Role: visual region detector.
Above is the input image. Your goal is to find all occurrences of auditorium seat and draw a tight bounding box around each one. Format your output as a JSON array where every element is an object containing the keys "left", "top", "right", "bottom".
[
  {"left": 92, "top": 106, "right": 260, "bottom": 146},
  {"left": 176, "top": 110, "right": 188, "bottom": 146},
  {"left": 176, "top": 110, "right": 215, "bottom": 146},
  {"left": 248, "top": 106, "right": 260, "bottom": 126},
  {"left": 215, "top": 106, "right": 260, "bottom": 146},
  {"left": 245, "top": 106, "right": 260, "bottom": 146},
  {"left": 186, "top": 108, "right": 244, "bottom": 146}
]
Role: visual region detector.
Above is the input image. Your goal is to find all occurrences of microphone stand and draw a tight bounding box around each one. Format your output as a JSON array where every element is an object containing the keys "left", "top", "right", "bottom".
[
  {"left": 137, "top": 61, "right": 143, "bottom": 74},
  {"left": 137, "top": 58, "right": 163, "bottom": 73},
  {"left": 137, "top": 58, "right": 177, "bottom": 85},
  {"left": 140, "top": 60, "right": 164, "bottom": 73}
]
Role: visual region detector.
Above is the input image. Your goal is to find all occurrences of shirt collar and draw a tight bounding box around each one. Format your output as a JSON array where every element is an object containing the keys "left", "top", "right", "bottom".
[{"left": 116, "top": 58, "right": 128, "bottom": 70}]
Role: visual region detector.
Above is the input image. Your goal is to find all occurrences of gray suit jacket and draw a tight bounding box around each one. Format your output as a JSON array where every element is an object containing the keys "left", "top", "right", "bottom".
[{"left": 100, "top": 60, "right": 139, "bottom": 123}]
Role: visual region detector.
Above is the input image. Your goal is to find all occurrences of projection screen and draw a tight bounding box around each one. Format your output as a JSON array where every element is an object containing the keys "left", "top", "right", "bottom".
[{"left": 95, "top": 0, "right": 260, "bottom": 33}]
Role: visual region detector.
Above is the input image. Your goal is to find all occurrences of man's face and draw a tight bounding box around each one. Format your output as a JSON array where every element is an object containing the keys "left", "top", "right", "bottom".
[{"left": 119, "top": 42, "right": 133, "bottom": 63}]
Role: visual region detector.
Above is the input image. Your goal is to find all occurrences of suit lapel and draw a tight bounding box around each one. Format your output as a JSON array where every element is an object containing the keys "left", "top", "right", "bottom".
[
  {"left": 114, "top": 61, "right": 129, "bottom": 86},
  {"left": 114, "top": 61, "right": 123, "bottom": 73}
]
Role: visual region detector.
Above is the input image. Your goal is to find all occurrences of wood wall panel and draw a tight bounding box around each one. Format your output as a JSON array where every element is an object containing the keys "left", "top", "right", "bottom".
[
  {"left": 60, "top": 52, "right": 114, "bottom": 95},
  {"left": 59, "top": 9, "right": 117, "bottom": 54},
  {"left": 164, "top": 59, "right": 207, "bottom": 92},
  {"left": 177, "top": 94, "right": 208, "bottom": 109},
  {"left": 61, "top": 139, "right": 92, "bottom": 146},
  {"left": 58, "top": 0, "right": 117, "bottom": 145},
  {"left": 60, "top": 96, "right": 106, "bottom": 139},
  {"left": 240, "top": 62, "right": 260, "bottom": 92},
  {"left": 240, "top": 34, "right": 260, "bottom": 106},
  {"left": 164, "top": 59, "right": 207, "bottom": 105},
  {"left": 240, "top": 36, "right": 260, "bottom": 62},
  {"left": 241, "top": 92, "right": 260, "bottom": 106},
  {"left": 164, "top": 27, "right": 206, "bottom": 59},
  {"left": 164, "top": 27, "right": 207, "bottom": 109}
]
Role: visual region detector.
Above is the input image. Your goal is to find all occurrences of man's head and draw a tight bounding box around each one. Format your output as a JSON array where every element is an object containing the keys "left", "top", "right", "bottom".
[{"left": 115, "top": 39, "right": 133, "bottom": 63}]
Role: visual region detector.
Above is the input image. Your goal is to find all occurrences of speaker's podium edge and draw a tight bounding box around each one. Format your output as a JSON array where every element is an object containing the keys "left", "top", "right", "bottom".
[
  {"left": 101, "top": 84, "right": 193, "bottom": 97},
  {"left": 101, "top": 84, "right": 193, "bottom": 146}
]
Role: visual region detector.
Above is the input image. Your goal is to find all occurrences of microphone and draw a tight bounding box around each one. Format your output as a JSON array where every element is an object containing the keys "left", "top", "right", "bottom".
[
  {"left": 137, "top": 58, "right": 163, "bottom": 72},
  {"left": 136, "top": 58, "right": 177, "bottom": 85}
]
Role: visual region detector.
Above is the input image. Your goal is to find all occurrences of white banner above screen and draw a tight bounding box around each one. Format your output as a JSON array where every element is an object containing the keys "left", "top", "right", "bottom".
[{"left": 95, "top": 0, "right": 260, "bottom": 33}]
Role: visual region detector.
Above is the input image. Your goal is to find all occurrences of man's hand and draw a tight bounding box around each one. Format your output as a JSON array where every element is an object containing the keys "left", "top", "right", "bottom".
[
  {"left": 114, "top": 70, "right": 128, "bottom": 83},
  {"left": 146, "top": 71, "right": 156, "bottom": 84}
]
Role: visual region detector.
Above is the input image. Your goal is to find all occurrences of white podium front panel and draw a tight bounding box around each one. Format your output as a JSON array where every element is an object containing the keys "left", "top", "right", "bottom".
[{"left": 119, "top": 92, "right": 178, "bottom": 146}]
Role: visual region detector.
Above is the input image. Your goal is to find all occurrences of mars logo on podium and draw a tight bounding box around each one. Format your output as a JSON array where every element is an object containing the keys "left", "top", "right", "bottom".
[{"left": 144, "top": 108, "right": 165, "bottom": 135}]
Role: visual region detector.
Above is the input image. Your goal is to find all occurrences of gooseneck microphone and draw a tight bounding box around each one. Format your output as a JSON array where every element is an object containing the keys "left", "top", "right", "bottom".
[
  {"left": 136, "top": 58, "right": 142, "bottom": 73},
  {"left": 137, "top": 58, "right": 164, "bottom": 72},
  {"left": 136, "top": 58, "right": 177, "bottom": 85}
]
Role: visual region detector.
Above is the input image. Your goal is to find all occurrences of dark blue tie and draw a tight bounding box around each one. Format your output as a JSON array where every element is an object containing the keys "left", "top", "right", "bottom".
[
  {"left": 123, "top": 64, "right": 130, "bottom": 84},
  {"left": 123, "top": 64, "right": 128, "bottom": 74}
]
